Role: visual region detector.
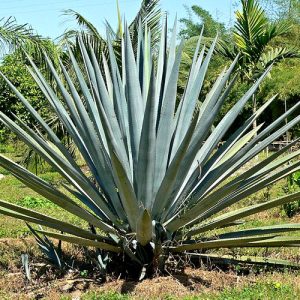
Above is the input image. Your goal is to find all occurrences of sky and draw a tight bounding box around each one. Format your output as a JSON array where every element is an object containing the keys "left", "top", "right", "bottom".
[{"left": 0, "top": 0, "right": 236, "bottom": 40}]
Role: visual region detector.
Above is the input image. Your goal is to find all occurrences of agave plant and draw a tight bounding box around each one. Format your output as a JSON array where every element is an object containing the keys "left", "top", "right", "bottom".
[{"left": 0, "top": 18, "right": 300, "bottom": 277}]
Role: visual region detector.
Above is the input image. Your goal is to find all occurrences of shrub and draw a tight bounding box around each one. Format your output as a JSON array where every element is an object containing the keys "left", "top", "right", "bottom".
[{"left": 283, "top": 171, "right": 300, "bottom": 217}]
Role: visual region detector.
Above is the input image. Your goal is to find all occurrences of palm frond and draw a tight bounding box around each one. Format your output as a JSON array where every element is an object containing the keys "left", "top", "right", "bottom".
[
  {"left": 218, "top": 0, "right": 297, "bottom": 79},
  {"left": 0, "top": 17, "right": 44, "bottom": 55}
]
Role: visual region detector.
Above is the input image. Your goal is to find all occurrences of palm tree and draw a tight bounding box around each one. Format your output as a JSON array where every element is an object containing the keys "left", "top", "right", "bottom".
[
  {"left": 219, "top": 0, "right": 299, "bottom": 130},
  {"left": 61, "top": 0, "right": 161, "bottom": 65},
  {"left": 0, "top": 17, "right": 62, "bottom": 68},
  {"left": 0, "top": 16, "right": 64, "bottom": 81}
]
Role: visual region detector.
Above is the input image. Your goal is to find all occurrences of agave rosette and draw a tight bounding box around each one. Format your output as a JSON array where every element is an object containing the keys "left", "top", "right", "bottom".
[{"left": 0, "top": 19, "right": 300, "bottom": 270}]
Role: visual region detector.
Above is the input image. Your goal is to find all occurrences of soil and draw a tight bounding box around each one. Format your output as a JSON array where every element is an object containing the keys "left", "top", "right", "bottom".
[
  {"left": 1, "top": 238, "right": 300, "bottom": 300},
  {"left": 0, "top": 266, "right": 252, "bottom": 299}
]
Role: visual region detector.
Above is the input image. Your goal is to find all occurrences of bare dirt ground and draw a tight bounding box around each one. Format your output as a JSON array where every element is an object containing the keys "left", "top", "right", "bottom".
[
  {"left": 1, "top": 238, "right": 300, "bottom": 300},
  {"left": 2, "top": 265, "right": 300, "bottom": 300}
]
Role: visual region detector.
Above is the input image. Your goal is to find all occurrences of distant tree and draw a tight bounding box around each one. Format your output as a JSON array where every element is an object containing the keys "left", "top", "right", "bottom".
[
  {"left": 0, "top": 42, "right": 70, "bottom": 171},
  {"left": 259, "top": 0, "right": 300, "bottom": 21},
  {"left": 0, "top": 32, "right": 64, "bottom": 120},
  {"left": 177, "top": 4, "right": 230, "bottom": 128},
  {"left": 0, "top": 52, "right": 47, "bottom": 127},
  {"left": 179, "top": 4, "right": 227, "bottom": 38},
  {"left": 259, "top": 20, "right": 300, "bottom": 138},
  {"left": 0, "top": 36, "right": 63, "bottom": 142},
  {"left": 260, "top": 58, "right": 300, "bottom": 112},
  {"left": 0, "top": 17, "right": 62, "bottom": 115},
  {"left": 178, "top": 36, "right": 228, "bottom": 104},
  {"left": 218, "top": 0, "right": 299, "bottom": 131}
]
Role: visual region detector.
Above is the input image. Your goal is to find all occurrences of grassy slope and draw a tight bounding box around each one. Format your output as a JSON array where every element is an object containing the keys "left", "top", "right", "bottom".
[
  {"left": 80, "top": 281, "right": 299, "bottom": 300},
  {"left": 0, "top": 144, "right": 87, "bottom": 238}
]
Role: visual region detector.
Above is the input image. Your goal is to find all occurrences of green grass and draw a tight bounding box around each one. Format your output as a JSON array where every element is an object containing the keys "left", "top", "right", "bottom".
[
  {"left": 81, "top": 292, "right": 130, "bottom": 300},
  {"left": 2, "top": 281, "right": 297, "bottom": 300},
  {"left": 0, "top": 217, "right": 30, "bottom": 238},
  {"left": 58, "top": 281, "right": 299, "bottom": 300},
  {"left": 193, "top": 282, "right": 298, "bottom": 300},
  {"left": 16, "top": 196, "right": 57, "bottom": 209},
  {"left": 0, "top": 148, "right": 86, "bottom": 237},
  {"left": 210, "top": 282, "right": 298, "bottom": 300}
]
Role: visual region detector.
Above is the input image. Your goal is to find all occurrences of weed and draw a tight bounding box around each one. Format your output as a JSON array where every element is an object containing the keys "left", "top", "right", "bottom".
[
  {"left": 17, "top": 196, "right": 56, "bottom": 209},
  {"left": 82, "top": 292, "right": 130, "bottom": 300}
]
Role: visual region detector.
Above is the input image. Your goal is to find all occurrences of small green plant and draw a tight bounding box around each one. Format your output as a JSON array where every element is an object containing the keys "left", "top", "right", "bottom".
[
  {"left": 27, "top": 224, "right": 62, "bottom": 268},
  {"left": 17, "top": 196, "right": 56, "bottom": 209},
  {"left": 80, "top": 269, "right": 89, "bottom": 277},
  {"left": 282, "top": 172, "right": 300, "bottom": 217},
  {"left": 0, "top": 133, "right": 14, "bottom": 153},
  {"left": 0, "top": 144, "right": 11, "bottom": 153},
  {"left": 0, "top": 129, "right": 9, "bottom": 143}
]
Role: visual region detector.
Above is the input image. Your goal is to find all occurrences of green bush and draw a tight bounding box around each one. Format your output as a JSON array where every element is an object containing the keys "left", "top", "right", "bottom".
[
  {"left": 283, "top": 171, "right": 300, "bottom": 217},
  {"left": 0, "top": 53, "right": 48, "bottom": 139},
  {"left": 17, "top": 196, "right": 56, "bottom": 209}
]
